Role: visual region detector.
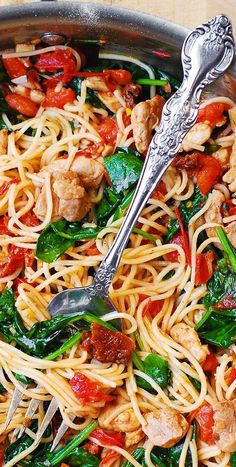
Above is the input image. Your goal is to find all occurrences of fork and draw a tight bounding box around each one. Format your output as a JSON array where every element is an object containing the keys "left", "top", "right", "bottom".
[{"left": 4, "top": 14, "right": 234, "bottom": 452}]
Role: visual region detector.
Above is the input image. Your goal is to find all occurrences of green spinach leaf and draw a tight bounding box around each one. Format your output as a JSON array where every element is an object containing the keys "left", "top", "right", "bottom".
[
  {"left": 136, "top": 354, "right": 171, "bottom": 392},
  {"left": 64, "top": 447, "right": 99, "bottom": 466},
  {"left": 104, "top": 147, "right": 143, "bottom": 194}
]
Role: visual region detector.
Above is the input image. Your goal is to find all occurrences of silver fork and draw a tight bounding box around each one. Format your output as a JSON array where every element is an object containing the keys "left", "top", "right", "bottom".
[{"left": 4, "top": 14, "right": 234, "bottom": 451}]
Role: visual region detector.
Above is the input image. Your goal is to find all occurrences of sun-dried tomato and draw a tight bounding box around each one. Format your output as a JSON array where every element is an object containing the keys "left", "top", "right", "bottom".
[{"left": 91, "top": 323, "right": 134, "bottom": 364}]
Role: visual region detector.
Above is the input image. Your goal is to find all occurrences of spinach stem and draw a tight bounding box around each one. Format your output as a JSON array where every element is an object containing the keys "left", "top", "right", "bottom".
[
  {"left": 50, "top": 420, "right": 97, "bottom": 465},
  {"left": 136, "top": 78, "right": 168, "bottom": 86},
  {"left": 45, "top": 331, "right": 82, "bottom": 361},
  {"left": 134, "top": 331, "right": 145, "bottom": 351},
  {"left": 132, "top": 227, "right": 157, "bottom": 244},
  {"left": 216, "top": 226, "right": 236, "bottom": 273},
  {"left": 132, "top": 350, "right": 144, "bottom": 371}
]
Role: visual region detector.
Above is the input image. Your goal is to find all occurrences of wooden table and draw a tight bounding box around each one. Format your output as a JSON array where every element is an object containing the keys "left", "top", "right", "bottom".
[{"left": 1, "top": 0, "right": 236, "bottom": 33}]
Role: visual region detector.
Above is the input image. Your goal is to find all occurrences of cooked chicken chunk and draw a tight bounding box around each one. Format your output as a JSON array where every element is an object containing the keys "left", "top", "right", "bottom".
[
  {"left": 98, "top": 399, "right": 140, "bottom": 433},
  {"left": 170, "top": 323, "right": 209, "bottom": 363},
  {"left": 223, "top": 108, "right": 236, "bottom": 191},
  {"left": 45, "top": 156, "right": 104, "bottom": 189},
  {"left": 97, "top": 91, "right": 122, "bottom": 113},
  {"left": 213, "top": 399, "right": 236, "bottom": 452},
  {"left": 34, "top": 171, "right": 91, "bottom": 223},
  {"left": 131, "top": 95, "right": 165, "bottom": 154},
  {"left": 223, "top": 167, "right": 236, "bottom": 193},
  {"left": 225, "top": 221, "right": 236, "bottom": 248},
  {"left": 125, "top": 428, "right": 145, "bottom": 448},
  {"left": 143, "top": 409, "right": 189, "bottom": 448},
  {"left": 11, "top": 85, "right": 45, "bottom": 103},
  {"left": 212, "top": 148, "right": 230, "bottom": 169},
  {"left": 181, "top": 122, "right": 211, "bottom": 152},
  {"left": 204, "top": 189, "right": 224, "bottom": 240},
  {"left": 86, "top": 76, "right": 109, "bottom": 92},
  {"left": 0, "top": 129, "right": 8, "bottom": 155}
]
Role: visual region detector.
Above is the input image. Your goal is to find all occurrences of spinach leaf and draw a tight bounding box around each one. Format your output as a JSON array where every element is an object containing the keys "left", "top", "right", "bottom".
[
  {"left": 36, "top": 220, "right": 101, "bottom": 263},
  {"left": 166, "top": 187, "right": 206, "bottom": 242},
  {"left": 195, "top": 307, "right": 236, "bottom": 348},
  {"left": 104, "top": 147, "right": 143, "bottom": 194},
  {"left": 203, "top": 258, "right": 236, "bottom": 309},
  {"left": 96, "top": 187, "right": 121, "bottom": 225},
  {"left": 204, "top": 142, "right": 221, "bottom": 154},
  {"left": 189, "top": 375, "right": 201, "bottom": 392},
  {"left": 231, "top": 452, "right": 236, "bottom": 466},
  {"left": 136, "top": 354, "right": 171, "bottom": 392},
  {"left": 122, "top": 447, "right": 165, "bottom": 467},
  {"left": 64, "top": 447, "right": 99, "bottom": 466},
  {"left": 153, "top": 440, "right": 192, "bottom": 467}
]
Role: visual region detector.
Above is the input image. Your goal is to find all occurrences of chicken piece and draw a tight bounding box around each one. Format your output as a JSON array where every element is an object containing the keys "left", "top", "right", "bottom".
[
  {"left": 10, "top": 85, "right": 45, "bottom": 103},
  {"left": 85, "top": 76, "right": 109, "bottom": 92},
  {"left": 131, "top": 95, "right": 165, "bottom": 154},
  {"left": 52, "top": 171, "right": 85, "bottom": 200},
  {"left": 98, "top": 397, "right": 140, "bottom": 433},
  {"left": 125, "top": 427, "right": 145, "bottom": 448},
  {"left": 44, "top": 156, "right": 104, "bottom": 189},
  {"left": 0, "top": 129, "right": 8, "bottom": 155},
  {"left": 97, "top": 91, "right": 122, "bottom": 113},
  {"left": 212, "top": 148, "right": 230, "bottom": 169},
  {"left": 16, "top": 43, "right": 35, "bottom": 53},
  {"left": 34, "top": 172, "right": 91, "bottom": 223},
  {"left": 34, "top": 185, "right": 61, "bottom": 222},
  {"left": 223, "top": 167, "right": 236, "bottom": 192},
  {"left": 143, "top": 409, "right": 189, "bottom": 448},
  {"left": 181, "top": 122, "right": 211, "bottom": 152},
  {"left": 170, "top": 323, "right": 209, "bottom": 363},
  {"left": 225, "top": 221, "right": 236, "bottom": 248},
  {"left": 213, "top": 399, "right": 236, "bottom": 452},
  {"left": 204, "top": 189, "right": 224, "bottom": 239}
]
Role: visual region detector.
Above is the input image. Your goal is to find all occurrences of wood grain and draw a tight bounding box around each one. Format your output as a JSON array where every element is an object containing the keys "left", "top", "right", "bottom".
[{"left": 1, "top": 0, "right": 236, "bottom": 32}]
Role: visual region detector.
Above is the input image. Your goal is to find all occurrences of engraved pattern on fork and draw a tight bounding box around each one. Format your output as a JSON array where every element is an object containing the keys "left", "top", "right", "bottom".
[{"left": 4, "top": 14, "right": 235, "bottom": 454}]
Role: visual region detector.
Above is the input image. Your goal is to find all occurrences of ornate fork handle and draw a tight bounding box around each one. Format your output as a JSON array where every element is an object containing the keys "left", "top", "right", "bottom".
[{"left": 91, "top": 14, "right": 235, "bottom": 297}]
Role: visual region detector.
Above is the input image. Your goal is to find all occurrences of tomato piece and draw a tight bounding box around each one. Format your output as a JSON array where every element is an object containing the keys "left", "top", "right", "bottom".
[
  {"left": 91, "top": 323, "right": 134, "bottom": 364},
  {"left": 99, "top": 450, "right": 120, "bottom": 466},
  {"left": 42, "top": 87, "right": 75, "bottom": 109},
  {"left": 142, "top": 299, "right": 164, "bottom": 318},
  {"left": 197, "top": 102, "right": 230, "bottom": 128},
  {"left": 174, "top": 206, "right": 191, "bottom": 265},
  {"left": 196, "top": 154, "right": 222, "bottom": 195},
  {"left": 69, "top": 372, "right": 113, "bottom": 405},
  {"left": 188, "top": 403, "right": 215, "bottom": 445},
  {"left": 0, "top": 245, "right": 26, "bottom": 278},
  {"left": 227, "top": 367, "right": 236, "bottom": 386},
  {"left": 5, "top": 93, "right": 38, "bottom": 117},
  {"left": 202, "top": 353, "right": 218, "bottom": 372},
  {"left": 98, "top": 117, "right": 118, "bottom": 146},
  {"left": 35, "top": 49, "right": 76, "bottom": 74},
  {"left": 214, "top": 294, "right": 236, "bottom": 309},
  {"left": 2, "top": 57, "right": 27, "bottom": 79},
  {"left": 20, "top": 209, "right": 40, "bottom": 227},
  {"left": 13, "top": 278, "right": 36, "bottom": 296},
  {"left": 85, "top": 243, "right": 100, "bottom": 256},
  {"left": 152, "top": 180, "right": 167, "bottom": 201},
  {"left": 166, "top": 232, "right": 184, "bottom": 262},
  {"left": 83, "top": 441, "right": 102, "bottom": 456},
  {"left": 0, "top": 178, "right": 19, "bottom": 197},
  {"left": 90, "top": 429, "right": 124, "bottom": 448},
  {"left": 0, "top": 444, "right": 4, "bottom": 467},
  {"left": 0, "top": 216, "right": 13, "bottom": 236},
  {"left": 103, "top": 69, "right": 132, "bottom": 91},
  {"left": 75, "top": 142, "right": 104, "bottom": 159},
  {"left": 195, "top": 251, "right": 214, "bottom": 285}
]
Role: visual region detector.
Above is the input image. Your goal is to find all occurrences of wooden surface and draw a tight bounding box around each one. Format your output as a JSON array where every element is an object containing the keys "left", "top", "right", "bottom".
[{"left": 1, "top": 0, "right": 236, "bottom": 32}]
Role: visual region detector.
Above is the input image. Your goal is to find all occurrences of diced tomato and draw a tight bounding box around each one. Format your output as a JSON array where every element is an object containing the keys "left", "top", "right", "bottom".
[
  {"left": 195, "top": 251, "right": 214, "bottom": 285},
  {"left": 173, "top": 206, "right": 191, "bottom": 265},
  {"left": 188, "top": 403, "right": 215, "bottom": 445},
  {"left": 24, "top": 249, "right": 35, "bottom": 268},
  {"left": 0, "top": 444, "right": 4, "bottom": 467},
  {"left": 0, "top": 245, "right": 26, "bottom": 278},
  {"left": 99, "top": 450, "right": 120, "bottom": 466},
  {"left": 0, "top": 178, "right": 19, "bottom": 197},
  {"left": 5, "top": 93, "right": 38, "bottom": 117},
  {"left": 214, "top": 294, "right": 236, "bottom": 309},
  {"left": 85, "top": 243, "right": 100, "bottom": 256},
  {"left": 91, "top": 323, "right": 134, "bottom": 364},
  {"left": 60, "top": 464, "right": 69, "bottom": 467},
  {"left": 98, "top": 117, "right": 118, "bottom": 146},
  {"left": 13, "top": 278, "right": 36, "bottom": 296},
  {"left": 152, "top": 180, "right": 167, "bottom": 201},
  {"left": 69, "top": 372, "right": 113, "bottom": 405},
  {"left": 142, "top": 299, "right": 164, "bottom": 318},
  {"left": 83, "top": 441, "right": 102, "bottom": 457},
  {"left": 196, "top": 154, "right": 222, "bottom": 195},
  {"left": 90, "top": 429, "right": 124, "bottom": 448},
  {"left": 2, "top": 57, "right": 27, "bottom": 79},
  {"left": 75, "top": 142, "right": 104, "bottom": 159},
  {"left": 224, "top": 199, "right": 236, "bottom": 217},
  {"left": 165, "top": 232, "right": 184, "bottom": 262},
  {"left": 0, "top": 215, "right": 13, "bottom": 236},
  {"left": 202, "top": 353, "right": 218, "bottom": 372},
  {"left": 81, "top": 331, "right": 93, "bottom": 353},
  {"left": 227, "top": 367, "right": 236, "bottom": 386},
  {"left": 35, "top": 49, "right": 76, "bottom": 74},
  {"left": 20, "top": 209, "right": 40, "bottom": 227},
  {"left": 42, "top": 87, "right": 75, "bottom": 109},
  {"left": 172, "top": 153, "right": 200, "bottom": 173},
  {"left": 103, "top": 69, "right": 132, "bottom": 91},
  {"left": 197, "top": 102, "right": 230, "bottom": 128}
]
